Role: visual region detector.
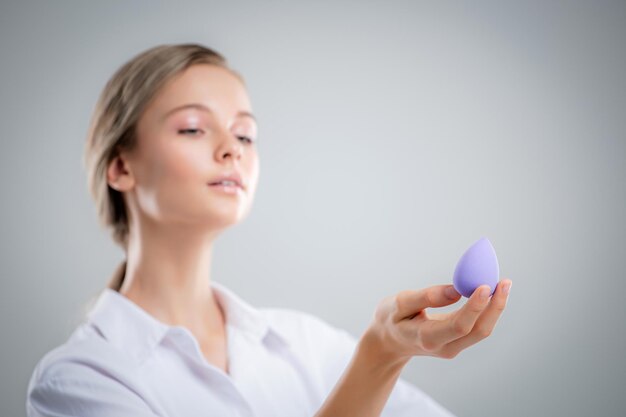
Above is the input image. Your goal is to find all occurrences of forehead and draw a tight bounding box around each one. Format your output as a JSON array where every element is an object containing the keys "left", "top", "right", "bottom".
[{"left": 146, "top": 64, "right": 252, "bottom": 121}]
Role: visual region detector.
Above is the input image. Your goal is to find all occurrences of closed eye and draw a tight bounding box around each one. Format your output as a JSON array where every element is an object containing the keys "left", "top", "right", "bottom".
[
  {"left": 178, "top": 129, "right": 255, "bottom": 144},
  {"left": 237, "top": 135, "right": 255, "bottom": 144},
  {"left": 178, "top": 128, "right": 203, "bottom": 136}
]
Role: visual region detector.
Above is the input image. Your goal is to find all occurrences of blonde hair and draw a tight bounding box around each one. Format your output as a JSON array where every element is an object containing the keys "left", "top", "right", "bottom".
[{"left": 82, "top": 43, "right": 244, "bottom": 291}]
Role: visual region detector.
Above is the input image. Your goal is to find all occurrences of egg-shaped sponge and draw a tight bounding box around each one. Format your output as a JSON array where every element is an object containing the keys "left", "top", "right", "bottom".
[{"left": 453, "top": 237, "right": 499, "bottom": 298}]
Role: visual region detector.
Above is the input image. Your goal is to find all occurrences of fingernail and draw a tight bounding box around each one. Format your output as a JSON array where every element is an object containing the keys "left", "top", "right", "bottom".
[
  {"left": 445, "top": 286, "right": 458, "bottom": 299},
  {"left": 503, "top": 281, "right": 512, "bottom": 294}
]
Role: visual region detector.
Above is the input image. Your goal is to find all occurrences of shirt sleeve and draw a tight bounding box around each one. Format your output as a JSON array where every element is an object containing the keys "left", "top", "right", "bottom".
[
  {"left": 27, "top": 364, "right": 160, "bottom": 417},
  {"left": 314, "top": 316, "right": 458, "bottom": 417}
]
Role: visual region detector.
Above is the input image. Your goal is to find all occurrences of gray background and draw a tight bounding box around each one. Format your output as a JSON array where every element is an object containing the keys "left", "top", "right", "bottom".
[{"left": 1, "top": 1, "right": 624, "bottom": 416}]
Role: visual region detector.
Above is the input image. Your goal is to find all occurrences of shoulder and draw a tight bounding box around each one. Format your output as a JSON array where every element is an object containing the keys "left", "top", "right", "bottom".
[
  {"left": 29, "top": 323, "right": 138, "bottom": 384},
  {"left": 26, "top": 324, "right": 152, "bottom": 417}
]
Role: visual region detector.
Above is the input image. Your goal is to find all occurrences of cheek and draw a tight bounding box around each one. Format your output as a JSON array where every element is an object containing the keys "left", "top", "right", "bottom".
[
  {"left": 243, "top": 151, "right": 260, "bottom": 191},
  {"left": 133, "top": 138, "right": 207, "bottom": 210},
  {"left": 153, "top": 141, "right": 208, "bottom": 183},
  {"left": 138, "top": 141, "right": 209, "bottom": 219}
]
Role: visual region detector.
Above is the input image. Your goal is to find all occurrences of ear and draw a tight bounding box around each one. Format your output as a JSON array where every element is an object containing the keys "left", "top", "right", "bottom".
[{"left": 107, "top": 152, "right": 135, "bottom": 192}]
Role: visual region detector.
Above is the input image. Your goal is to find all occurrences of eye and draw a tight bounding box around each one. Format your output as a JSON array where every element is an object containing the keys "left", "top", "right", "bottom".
[
  {"left": 237, "top": 135, "right": 255, "bottom": 144},
  {"left": 178, "top": 128, "right": 203, "bottom": 136}
]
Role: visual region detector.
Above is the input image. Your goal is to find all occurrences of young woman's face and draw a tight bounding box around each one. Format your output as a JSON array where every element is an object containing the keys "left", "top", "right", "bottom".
[{"left": 123, "top": 63, "right": 259, "bottom": 232}]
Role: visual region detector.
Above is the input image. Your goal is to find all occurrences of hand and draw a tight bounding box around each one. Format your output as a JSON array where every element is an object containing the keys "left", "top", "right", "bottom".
[{"left": 363, "top": 279, "right": 512, "bottom": 364}]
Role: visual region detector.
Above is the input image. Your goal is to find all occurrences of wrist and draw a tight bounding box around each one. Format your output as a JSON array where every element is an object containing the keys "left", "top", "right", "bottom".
[
  {"left": 314, "top": 328, "right": 410, "bottom": 417},
  {"left": 359, "top": 325, "right": 411, "bottom": 373}
]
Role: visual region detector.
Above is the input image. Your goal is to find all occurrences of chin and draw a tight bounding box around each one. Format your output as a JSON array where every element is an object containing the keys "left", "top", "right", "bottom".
[{"left": 202, "top": 209, "right": 248, "bottom": 229}]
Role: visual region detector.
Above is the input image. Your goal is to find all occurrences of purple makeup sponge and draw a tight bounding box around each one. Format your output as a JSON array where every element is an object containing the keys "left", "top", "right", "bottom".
[{"left": 453, "top": 237, "right": 499, "bottom": 298}]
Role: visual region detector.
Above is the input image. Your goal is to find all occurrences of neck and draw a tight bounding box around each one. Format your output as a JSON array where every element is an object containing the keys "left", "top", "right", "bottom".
[{"left": 119, "top": 214, "right": 226, "bottom": 336}]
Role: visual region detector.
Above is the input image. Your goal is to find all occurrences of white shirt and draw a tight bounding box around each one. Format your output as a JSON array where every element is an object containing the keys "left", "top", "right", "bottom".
[{"left": 27, "top": 281, "right": 456, "bottom": 417}]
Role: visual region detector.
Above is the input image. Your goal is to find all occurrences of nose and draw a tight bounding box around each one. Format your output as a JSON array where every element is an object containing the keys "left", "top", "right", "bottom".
[{"left": 215, "top": 131, "right": 243, "bottom": 162}]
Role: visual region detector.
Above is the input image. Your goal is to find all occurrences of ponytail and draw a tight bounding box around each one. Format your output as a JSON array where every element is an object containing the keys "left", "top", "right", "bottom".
[{"left": 108, "top": 259, "right": 127, "bottom": 292}]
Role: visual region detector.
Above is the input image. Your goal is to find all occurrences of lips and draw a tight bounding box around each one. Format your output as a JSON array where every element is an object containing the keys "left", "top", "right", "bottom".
[{"left": 208, "top": 172, "right": 244, "bottom": 190}]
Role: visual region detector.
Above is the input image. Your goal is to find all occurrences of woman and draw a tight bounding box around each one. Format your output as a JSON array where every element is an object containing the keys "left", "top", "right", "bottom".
[{"left": 26, "top": 43, "right": 512, "bottom": 417}]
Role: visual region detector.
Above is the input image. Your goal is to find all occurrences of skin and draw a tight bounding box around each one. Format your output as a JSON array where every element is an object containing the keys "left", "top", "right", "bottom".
[
  {"left": 314, "top": 280, "right": 512, "bottom": 417},
  {"left": 106, "top": 63, "right": 513, "bottom": 415},
  {"left": 106, "top": 64, "right": 259, "bottom": 373}
]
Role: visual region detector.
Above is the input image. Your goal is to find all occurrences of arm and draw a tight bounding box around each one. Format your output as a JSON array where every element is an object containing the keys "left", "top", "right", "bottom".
[
  {"left": 315, "top": 279, "right": 512, "bottom": 417},
  {"left": 314, "top": 329, "right": 411, "bottom": 417}
]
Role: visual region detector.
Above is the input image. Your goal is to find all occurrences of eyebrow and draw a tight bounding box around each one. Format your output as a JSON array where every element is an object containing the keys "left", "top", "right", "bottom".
[{"left": 162, "top": 103, "right": 257, "bottom": 122}]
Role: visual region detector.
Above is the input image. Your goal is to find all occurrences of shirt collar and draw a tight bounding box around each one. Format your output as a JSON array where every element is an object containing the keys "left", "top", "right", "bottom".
[{"left": 86, "top": 280, "right": 290, "bottom": 361}]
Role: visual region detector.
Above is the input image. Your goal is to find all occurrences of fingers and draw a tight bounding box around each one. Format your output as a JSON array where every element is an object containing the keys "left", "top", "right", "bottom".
[
  {"left": 393, "top": 285, "right": 462, "bottom": 322},
  {"left": 439, "top": 279, "right": 512, "bottom": 358},
  {"left": 418, "top": 284, "right": 493, "bottom": 349}
]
